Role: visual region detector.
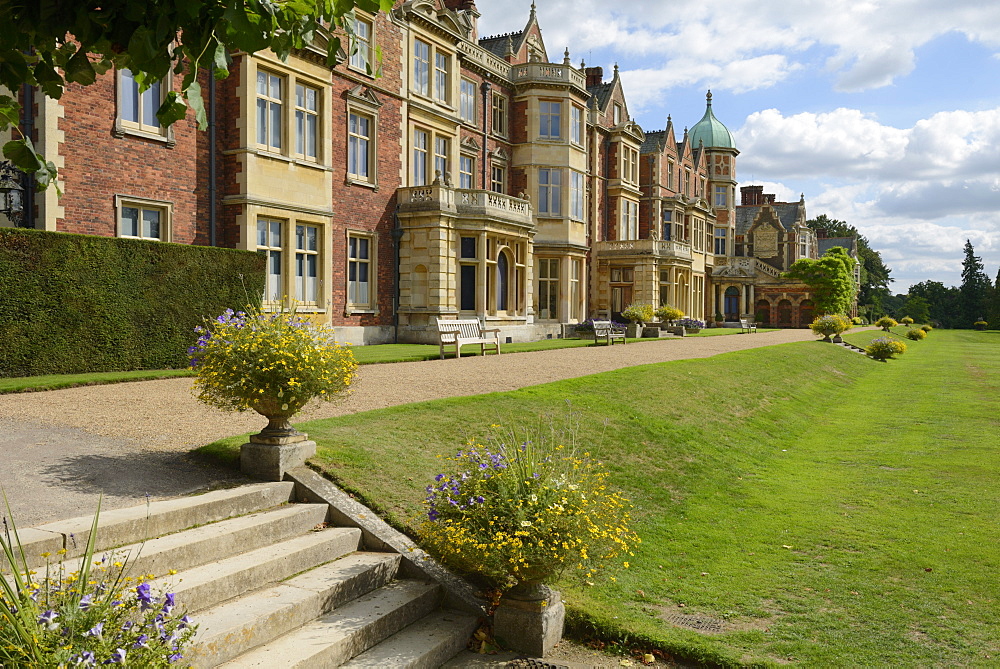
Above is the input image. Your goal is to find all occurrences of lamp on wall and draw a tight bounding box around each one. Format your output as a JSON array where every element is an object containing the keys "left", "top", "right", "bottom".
[{"left": 0, "top": 161, "right": 25, "bottom": 227}]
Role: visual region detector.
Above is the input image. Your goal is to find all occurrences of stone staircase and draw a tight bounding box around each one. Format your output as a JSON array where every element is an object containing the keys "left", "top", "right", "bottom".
[{"left": 18, "top": 473, "right": 484, "bottom": 667}]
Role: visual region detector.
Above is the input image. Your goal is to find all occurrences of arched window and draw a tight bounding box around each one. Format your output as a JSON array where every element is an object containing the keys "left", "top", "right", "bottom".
[
  {"left": 799, "top": 299, "right": 814, "bottom": 328},
  {"left": 497, "top": 251, "right": 509, "bottom": 311},
  {"left": 724, "top": 286, "right": 740, "bottom": 320},
  {"left": 755, "top": 299, "right": 771, "bottom": 325},
  {"left": 778, "top": 299, "right": 793, "bottom": 326}
]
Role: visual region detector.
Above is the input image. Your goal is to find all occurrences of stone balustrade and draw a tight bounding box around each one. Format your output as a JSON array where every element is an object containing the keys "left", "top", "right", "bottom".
[
  {"left": 594, "top": 238, "right": 693, "bottom": 259},
  {"left": 511, "top": 62, "right": 587, "bottom": 90},
  {"left": 397, "top": 185, "right": 534, "bottom": 227}
]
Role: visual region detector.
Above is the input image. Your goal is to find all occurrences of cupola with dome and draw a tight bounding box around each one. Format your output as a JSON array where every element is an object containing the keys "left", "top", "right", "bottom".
[{"left": 688, "top": 90, "right": 735, "bottom": 150}]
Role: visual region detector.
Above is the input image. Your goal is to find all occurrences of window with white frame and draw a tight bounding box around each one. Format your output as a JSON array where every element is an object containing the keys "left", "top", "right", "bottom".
[
  {"left": 622, "top": 146, "right": 638, "bottom": 185},
  {"left": 434, "top": 136, "right": 449, "bottom": 182},
  {"left": 256, "top": 70, "right": 283, "bottom": 151},
  {"left": 412, "top": 128, "right": 429, "bottom": 186},
  {"left": 570, "top": 105, "right": 583, "bottom": 144},
  {"left": 459, "top": 155, "right": 474, "bottom": 189},
  {"left": 569, "top": 259, "right": 581, "bottom": 320},
  {"left": 413, "top": 39, "right": 430, "bottom": 96},
  {"left": 715, "top": 227, "right": 727, "bottom": 255},
  {"left": 538, "top": 168, "right": 561, "bottom": 215},
  {"left": 539, "top": 101, "right": 561, "bottom": 139},
  {"left": 692, "top": 219, "right": 704, "bottom": 252},
  {"left": 348, "top": 233, "right": 374, "bottom": 309},
  {"left": 119, "top": 69, "right": 164, "bottom": 135},
  {"left": 537, "top": 258, "right": 559, "bottom": 320},
  {"left": 684, "top": 169, "right": 691, "bottom": 196},
  {"left": 460, "top": 79, "right": 477, "bottom": 123},
  {"left": 613, "top": 103, "right": 622, "bottom": 125},
  {"left": 348, "top": 111, "right": 373, "bottom": 182},
  {"left": 434, "top": 52, "right": 449, "bottom": 102},
  {"left": 667, "top": 161, "right": 675, "bottom": 190},
  {"left": 621, "top": 199, "right": 638, "bottom": 240},
  {"left": 295, "top": 83, "right": 319, "bottom": 160},
  {"left": 491, "top": 164, "right": 505, "bottom": 193},
  {"left": 350, "top": 15, "right": 373, "bottom": 73},
  {"left": 257, "top": 218, "right": 284, "bottom": 303},
  {"left": 714, "top": 185, "right": 727, "bottom": 208},
  {"left": 491, "top": 92, "right": 507, "bottom": 137},
  {"left": 569, "top": 170, "right": 584, "bottom": 220},
  {"left": 118, "top": 198, "right": 169, "bottom": 241},
  {"left": 295, "top": 224, "right": 319, "bottom": 303}
]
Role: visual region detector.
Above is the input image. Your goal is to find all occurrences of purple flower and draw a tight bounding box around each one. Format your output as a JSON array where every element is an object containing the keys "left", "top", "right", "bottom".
[
  {"left": 121, "top": 621, "right": 133, "bottom": 630},
  {"left": 136, "top": 582, "right": 153, "bottom": 608},
  {"left": 79, "top": 594, "right": 93, "bottom": 610},
  {"left": 133, "top": 634, "right": 149, "bottom": 648},
  {"left": 107, "top": 648, "right": 127, "bottom": 664},
  {"left": 168, "top": 653, "right": 183, "bottom": 663},
  {"left": 162, "top": 592, "right": 176, "bottom": 614},
  {"left": 84, "top": 622, "right": 103, "bottom": 639},
  {"left": 178, "top": 615, "right": 191, "bottom": 629},
  {"left": 476, "top": 495, "right": 485, "bottom": 503},
  {"left": 38, "top": 609, "right": 58, "bottom": 626},
  {"left": 71, "top": 651, "right": 96, "bottom": 666}
]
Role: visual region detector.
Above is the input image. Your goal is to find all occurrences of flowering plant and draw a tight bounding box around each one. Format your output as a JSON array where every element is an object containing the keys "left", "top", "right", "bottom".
[
  {"left": 866, "top": 336, "right": 907, "bottom": 361},
  {"left": 875, "top": 316, "right": 898, "bottom": 332},
  {"left": 899, "top": 316, "right": 914, "bottom": 326},
  {"left": 809, "top": 314, "right": 852, "bottom": 341},
  {"left": 655, "top": 305, "right": 684, "bottom": 323},
  {"left": 851, "top": 316, "right": 864, "bottom": 325},
  {"left": 419, "top": 426, "right": 640, "bottom": 590},
  {"left": 621, "top": 303, "right": 655, "bottom": 324},
  {"left": 906, "top": 328, "right": 927, "bottom": 341},
  {"left": 1, "top": 498, "right": 195, "bottom": 666},
  {"left": 189, "top": 305, "right": 357, "bottom": 417},
  {"left": 676, "top": 317, "right": 705, "bottom": 330},
  {"left": 921, "top": 324, "right": 933, "bottom": 332}
]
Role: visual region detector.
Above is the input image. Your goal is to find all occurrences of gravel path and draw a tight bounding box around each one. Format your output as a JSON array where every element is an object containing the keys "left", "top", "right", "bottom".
[{"left": 1, "top": 329, "right": 818, "bottom": 526}]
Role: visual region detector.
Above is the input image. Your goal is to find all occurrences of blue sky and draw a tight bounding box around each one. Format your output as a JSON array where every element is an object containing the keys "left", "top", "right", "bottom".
[{"left": 479, "top": 0, "right": 1000, "bottom": 292}]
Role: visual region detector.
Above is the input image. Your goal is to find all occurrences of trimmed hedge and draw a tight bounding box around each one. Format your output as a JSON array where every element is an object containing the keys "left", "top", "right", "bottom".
[{"left": 0, "top": 228, "right": 265, "bottom": 376}]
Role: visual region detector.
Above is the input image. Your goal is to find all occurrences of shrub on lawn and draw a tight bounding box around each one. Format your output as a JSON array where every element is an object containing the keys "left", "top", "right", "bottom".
[
  {"left": 810, "top": 314, "right": 852, "bottom": 341},
  {"left": 921, "top": 324, "right": 933, "bottom": 332},
  {"left": 867, "top": 336, "right": 907, "bottom": 361},
  {"left": 419, "top": 426, "right": 640, "bottom": 590},
  {"left": 900, "top": 316, "right": 914, "bottom": 326},
  {"left": 875, "top": 317, "right": 898, "bottom": 332},
  {"left": 906, "top": 328, "right": 927, "bottom": 341},
  {"left": 851, "top": 316, "right": 864, "bottom": 325}
]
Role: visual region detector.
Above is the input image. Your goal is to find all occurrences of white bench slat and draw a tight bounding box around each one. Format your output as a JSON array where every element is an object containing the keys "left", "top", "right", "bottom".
[{"left": 436, "top": 318, "right": 502, "bottom": 359}]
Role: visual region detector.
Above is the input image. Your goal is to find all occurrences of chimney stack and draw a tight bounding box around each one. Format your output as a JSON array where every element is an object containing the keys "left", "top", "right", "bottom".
[{"left": 585, "top": 66, "right": 604, "bottom": 87}]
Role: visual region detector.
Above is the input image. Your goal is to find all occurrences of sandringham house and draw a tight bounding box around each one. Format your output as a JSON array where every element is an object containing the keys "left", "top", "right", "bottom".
[{"left": 2, "top": 0, "right": 853, "bottom": 343}]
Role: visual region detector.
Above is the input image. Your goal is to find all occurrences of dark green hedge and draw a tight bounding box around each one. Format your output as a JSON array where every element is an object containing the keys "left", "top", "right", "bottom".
[{"left": 0, "top": 228, "right": 265, "bottom": 376}]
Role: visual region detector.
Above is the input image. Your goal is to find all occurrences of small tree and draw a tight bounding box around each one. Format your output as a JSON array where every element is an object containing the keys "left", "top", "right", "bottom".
[
  {"left": 783, "top": 247, "right": 857, "bottom": 315},
  {"left": 899, "top": 316, "right": 914, "bottom": 327}
]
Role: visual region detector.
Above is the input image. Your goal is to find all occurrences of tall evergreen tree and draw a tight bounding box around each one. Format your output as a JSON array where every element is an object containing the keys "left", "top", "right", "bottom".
[
  {"left": 908, "top": 281, "right": 961, "bottom": 328},
  {"left": 959, "top": 240, "right": 991, "bottom": 327}
]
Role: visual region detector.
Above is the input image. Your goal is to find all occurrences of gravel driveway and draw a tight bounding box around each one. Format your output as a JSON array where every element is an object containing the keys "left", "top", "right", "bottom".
[{"left": 1, "top": 329, "right": 818, "bottom": 526}]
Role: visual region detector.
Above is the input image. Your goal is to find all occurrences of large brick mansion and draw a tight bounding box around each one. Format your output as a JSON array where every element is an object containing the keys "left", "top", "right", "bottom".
[{"left": 1, "top": 0, "right": 849, "bottom": 342}]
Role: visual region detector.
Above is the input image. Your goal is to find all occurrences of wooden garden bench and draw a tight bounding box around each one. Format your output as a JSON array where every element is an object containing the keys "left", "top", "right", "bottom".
[
  {"left": 591, "top": 320, "right": 627, "bottom": 345},
  {"left": 436, "top": 318, "right": 502, "bottom": 359},
  {"left": 739, "top": 318, "right": 758, "bottom": 334}
]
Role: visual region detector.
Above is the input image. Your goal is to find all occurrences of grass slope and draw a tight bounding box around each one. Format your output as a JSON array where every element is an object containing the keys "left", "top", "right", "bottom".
[{"left": 200, "top": 329, "right": 998, "bottom": 665}]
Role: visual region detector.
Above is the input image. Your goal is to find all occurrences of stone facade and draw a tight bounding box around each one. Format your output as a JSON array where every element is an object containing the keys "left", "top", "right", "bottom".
[{"left": 3, "top": 0, "right": 857, "bottom": 341}]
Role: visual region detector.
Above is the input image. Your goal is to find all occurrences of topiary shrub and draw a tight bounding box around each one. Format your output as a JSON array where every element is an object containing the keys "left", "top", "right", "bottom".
[
  {"left": 974, "top": 320, "right": 988, "bottom": 330},
  {"left": 905, "top": 328, "right": 927, "bottom": 341},
  {"left": 921, "top": 324, "right": 932, "bottom": 332},
  {"left": 900, "top": 316, "right": 914, "bottom": 326},
  {"left": 875, "top": 316, "right": 898, "bottom": 332},
  {"left": 851, "top": 316, "right": 863, "bottom": 325},
  {"left": 867, "top": 336, "right": 907, "bottom": 361}
]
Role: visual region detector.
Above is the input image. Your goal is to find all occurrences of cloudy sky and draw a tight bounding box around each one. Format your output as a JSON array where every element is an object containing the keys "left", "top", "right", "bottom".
[{"left": 478, "top": 0, "right": 1000, "bottom": 291}]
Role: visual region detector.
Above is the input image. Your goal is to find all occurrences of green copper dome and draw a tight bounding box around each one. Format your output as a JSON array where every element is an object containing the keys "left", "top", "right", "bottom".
[{"left": 688, "top": 90, "right": 735, "bottom": 149}]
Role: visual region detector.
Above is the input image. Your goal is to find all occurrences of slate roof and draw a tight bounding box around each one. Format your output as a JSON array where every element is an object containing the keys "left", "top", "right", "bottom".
[
  {"left": 818, "top": 236, "right": 858, "bottom": 256},
  {"left": 587, "top": 82, "right": 614, "bottom": 112},
  {"left": 479, "top": 32, "right": 520, "bottom": 57},
  {"left": 640, "top": 130, "right": 667, "bottom": 154},
  {"left": 735, "top": 202, "right": 805, "bottom": 235}
]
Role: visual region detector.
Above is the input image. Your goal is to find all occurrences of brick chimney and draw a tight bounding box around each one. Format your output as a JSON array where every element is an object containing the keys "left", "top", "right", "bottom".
[
  {"left": 763, "top": 193, "right": 776, "bottom": 204},
  {"left": 585, "top": 66, "right": 604, "bottom": 87},
  {"left": 740, "top": 185, "right": 763, "bottom": 206}
]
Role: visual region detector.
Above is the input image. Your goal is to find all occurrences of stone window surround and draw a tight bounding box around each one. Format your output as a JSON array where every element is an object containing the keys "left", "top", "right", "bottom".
[
  {"left": 114, "top": 194, "right": 173, "bottom": 242},
  {"left": 113, "top": 68, "right": 175, "bottom": 147}
]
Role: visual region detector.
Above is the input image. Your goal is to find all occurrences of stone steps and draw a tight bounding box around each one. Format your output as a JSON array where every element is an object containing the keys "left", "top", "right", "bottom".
[{"left": 25, "top": 478, "right": 480, "bottom": 667}]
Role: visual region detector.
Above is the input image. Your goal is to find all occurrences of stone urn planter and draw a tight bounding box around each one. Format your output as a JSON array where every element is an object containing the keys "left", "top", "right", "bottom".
[
  {"left": 832, "top": 334, "right": 844, "bottom": 343},
  {"left": 241, "top": 398, "right": 316, "bottom": 482},
  {"left": 493, "top": 581, "right": 565, "bottom": 657},
  {"left": 625, "top": 322, "right": 642, "bottom": 338}
]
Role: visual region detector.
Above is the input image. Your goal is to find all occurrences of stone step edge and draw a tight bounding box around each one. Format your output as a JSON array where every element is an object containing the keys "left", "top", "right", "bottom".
[
  {"left": 18, "top": 482, "right": 298, "bottom": 567},
  {"left": 341, "top": 607, "right": 480, "bottom": 669},
  {"left": 183, "top": 551, "right": 400, "bottom": 668},
  {"left": 286, "top": 466, "right": 487, "bottom": 618},
  {"left": 218, "top": 579, "right": 442, "bottom": 668}
]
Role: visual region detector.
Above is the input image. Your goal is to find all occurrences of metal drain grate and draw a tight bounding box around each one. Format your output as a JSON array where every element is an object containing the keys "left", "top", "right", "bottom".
[
  {"left": 661, "top": 613, "right": 725, "bottom": 633},
  {"left": 506, "top": 659, "right": 570, "bottom": 669}
]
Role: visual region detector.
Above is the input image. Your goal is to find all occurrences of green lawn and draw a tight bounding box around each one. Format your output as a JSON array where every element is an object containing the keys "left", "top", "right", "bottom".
[
  {"left": 197, "top": 327, "right": 999, "bottom": 666},
  {"left": 0, "top": 327, "right": 769, "bottom": 391}
]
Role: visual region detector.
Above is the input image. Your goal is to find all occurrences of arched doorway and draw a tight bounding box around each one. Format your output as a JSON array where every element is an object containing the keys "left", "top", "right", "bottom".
[
  {"left": 496, "top": 251, "right": 510, "bottom": 312},
  {"left": 755, "top": 299, "right": 771, "bottom": 325},
  {"left": 724, "top": 286, "right": 740, "bottom": 321},
  {"left": 799, "top": 299, "right": 814, "bottom": 328},
  {"left": 777, "top": 299, "right": 793, "bottom": 327}
]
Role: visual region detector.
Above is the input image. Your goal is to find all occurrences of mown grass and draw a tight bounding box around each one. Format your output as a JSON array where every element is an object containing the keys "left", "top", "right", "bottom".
[
  {"left": 1, "top": 327, "right": 770, "bottom": 392},
  {"left": 196, "top": 327, "right": 999, "bottom": 666}
]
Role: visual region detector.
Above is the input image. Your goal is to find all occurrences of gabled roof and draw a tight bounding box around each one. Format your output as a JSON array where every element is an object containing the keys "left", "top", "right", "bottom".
[
  {"left": 478, "top": 1, "right": 543, "bottom": 60},
  {"left": 818, "top": 236, "right": 858, "bottom": 256},
  {"left": 736, "top": 202, "right": 806, "bottom": 235},
  {"left": 640, "top": 130, "right": 667, "bottom": 154}
]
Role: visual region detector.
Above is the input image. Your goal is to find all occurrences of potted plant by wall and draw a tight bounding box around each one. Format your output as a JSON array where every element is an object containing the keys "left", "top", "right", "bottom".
[
  {"left": 420, "top": 424, "right": 640, "bottom": 657},
  {"left": 189, "top": 305, "right": 358, "bottom": 480},
  {"left": 655, "top": 304, "right": 683, "bottom": 326},
  {"left": 676, "top": 317, "right": 705, "bottom": 334},
  {"left": 713, "top": 311, "right": 724, "bottom": 327},
  {"left": 621, "top": 303, "right": 655, "bottom": 338},
  {"left": 875, "top": 316, "right": 898, "bottom": 332},
  {"left": 809, "top": 313, "right": 852, "bottom": 342}
]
